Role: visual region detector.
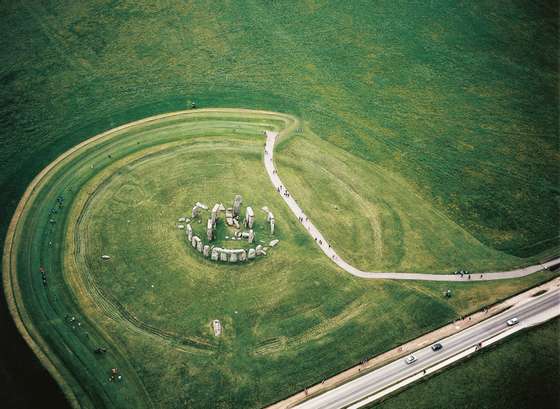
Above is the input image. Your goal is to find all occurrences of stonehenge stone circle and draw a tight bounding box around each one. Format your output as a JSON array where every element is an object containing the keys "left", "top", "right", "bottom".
[{"left": 182, "top": 196, "right": 278, "bottom": 263}]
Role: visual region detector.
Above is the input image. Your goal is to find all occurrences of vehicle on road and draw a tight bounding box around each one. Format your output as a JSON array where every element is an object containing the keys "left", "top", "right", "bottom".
[
  {"left": 506, "top": 317, "right": 519, "bottom": 326},
  {"left": 431, "top": 343, "right": 443, "bottom": 351},
  {"left": 404, "top": 354, "right": 417, "bottom": 364}
]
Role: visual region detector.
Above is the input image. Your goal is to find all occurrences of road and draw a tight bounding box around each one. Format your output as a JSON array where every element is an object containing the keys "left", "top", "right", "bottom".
[
  {"left": 292, "top": 287, "right": 560, "bottom": 409},
  {"left": 264, "top": 130, "right": 560, "bottom": 281}
]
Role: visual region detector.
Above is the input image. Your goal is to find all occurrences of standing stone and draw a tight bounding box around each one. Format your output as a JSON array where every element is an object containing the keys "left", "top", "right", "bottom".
[
  {"left": 186, "top": 224, "right": 193, "bottom": 241},
  {"left": 248, "top": 229, "right": 255, "bottom": 243},
  {"left": 196, "top": 239, "right": 203, "bottom": 253},
  {"left": 267, "top": 212, "right": 275, "bottom": 234},
  {"left": 191, "top": 236, "right": 198, "bottom": 248},
  {"left": 239, "top": 250, "right": 247, "bottom": 261},
  {"left": 211, "top": 203, "right": 221, "bottom": 224},
  {"left": 245, "top": 207, "right": 254, "bottom": 229},
  {"left": 229, "top": 252, "right": 238, "bottom": 263},
  {"left": 203, "top": 245, "right": 210, "bottom": 257},
  {"left": 233, "top": 195, "right": 242, "bottom": 218},
  {"left": 225, "top": 208, "right": 234, "bottom": 226},
  {"left": 211, "top": 247, "right": 220, "bottom": 261},
  {"left": 256, "top": 245, "right": 263, "bottom": 256},
  {"left": 220, "top": 250, "right": 228, "bottom": 262},
  {"left": 206, "top": 218, "right": 214, "bottom": 241},
  {"left": 248, "top": 248, "right": 256, "bottom": 259}
]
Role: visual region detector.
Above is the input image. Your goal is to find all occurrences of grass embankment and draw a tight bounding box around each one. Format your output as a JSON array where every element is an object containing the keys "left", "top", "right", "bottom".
[
  {"left": 371, "top": 318, "right": 560, "bottom": 409},
  {"left": 6, "top": 111, "right": 557, "bottom": 408}
]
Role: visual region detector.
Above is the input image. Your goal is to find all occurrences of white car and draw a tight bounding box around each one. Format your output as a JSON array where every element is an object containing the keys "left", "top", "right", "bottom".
[
  {"left": 506, "top": 317, "right": 519, "bottom": 326},
  {"left": 404, "top": 354, "right": 417, "bottom": 364}
]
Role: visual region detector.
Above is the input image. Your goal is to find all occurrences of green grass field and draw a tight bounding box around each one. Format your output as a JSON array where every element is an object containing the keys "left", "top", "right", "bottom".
[
  {"left": 4, "top": 110, "right": 557, "bottom": 408},
  {"left": 0, "top": 1, "right": 558, "bottom": 408},
  {"left": 371, "top": 318, "right": 560, "bottom": 409}
]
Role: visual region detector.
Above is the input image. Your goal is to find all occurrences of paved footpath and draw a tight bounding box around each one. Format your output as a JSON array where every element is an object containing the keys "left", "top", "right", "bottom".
[{"left": 264, "top": 131, "right": 559, "bottom": 282}]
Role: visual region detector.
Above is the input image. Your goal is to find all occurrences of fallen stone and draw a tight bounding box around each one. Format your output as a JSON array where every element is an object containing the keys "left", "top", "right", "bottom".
[
  {"left": 196, "top": 201, "right": 208, "bottom": 210},
  {"left": 177, "top": 224, "right": 185, "bottom": 229},
  {"left": 269, "top": 239, "right": 279, "bottom": 247},
  {"left": 178, "top": 217, "right": 186, "bottom": 222},
  {"left": 248, "top": 248, "right": 256, "bottom": 259}
]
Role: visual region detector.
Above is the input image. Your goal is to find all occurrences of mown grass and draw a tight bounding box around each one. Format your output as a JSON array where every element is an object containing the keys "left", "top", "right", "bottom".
[
  {"left": 371, "top": 318, "right": 560, "bottom": 409},
  {"left": 9, "top": 112, "right": 558, "bottom": 408}
]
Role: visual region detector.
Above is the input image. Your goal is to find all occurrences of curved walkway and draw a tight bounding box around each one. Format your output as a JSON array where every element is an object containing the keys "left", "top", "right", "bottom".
[{"left": 264, "top": 131, "right": 559, "bottom": 281}]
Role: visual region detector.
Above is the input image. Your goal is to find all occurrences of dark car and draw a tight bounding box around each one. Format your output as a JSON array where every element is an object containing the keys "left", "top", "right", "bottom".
[{"left": 431, "top": 343, "right": 443, "bottom": 351}]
